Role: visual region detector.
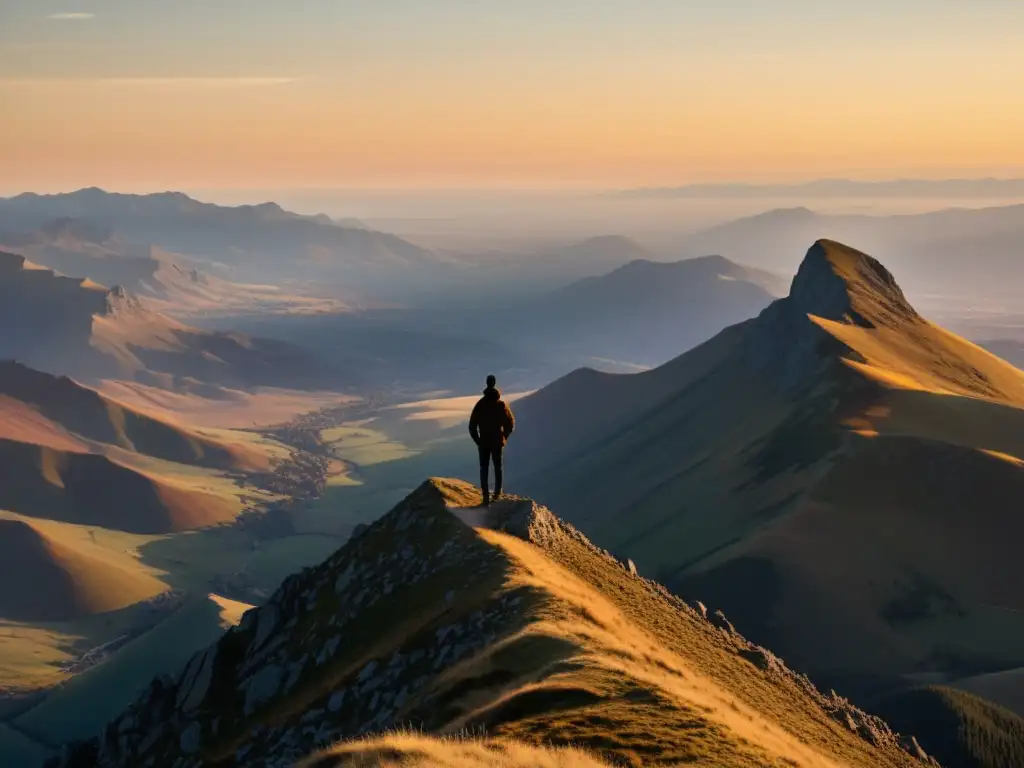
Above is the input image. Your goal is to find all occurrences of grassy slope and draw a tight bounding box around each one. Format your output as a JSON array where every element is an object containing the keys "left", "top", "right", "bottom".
[
  {"left": 510, "top": 240, "right": 1024, "bottom": 687},
  {"left": 14, "top": 594, "right": 250, "bottom": 747},
  {"left": 52, "top": 479, "right": 927, "bottom": 767},
  {"left": 299, "top": 732, "right": 613, "bottom": 767},
  {"left": 0, "top": 517, "right": 167, "bottom": 622},
  {"left": 296, "top": 479, "right": 923, "bottom": 768}
]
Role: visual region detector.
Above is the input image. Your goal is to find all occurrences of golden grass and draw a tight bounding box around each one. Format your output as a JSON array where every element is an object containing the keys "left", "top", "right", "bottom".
[
  {"left": 97, "top": 380, "right": 355, "bottom": 429},
  {"left": 291, "top": 481, "right": 918, "bottom": 767},
  {"left": 0, "top": 623, "right": 77, "bottom": 691},
  {"left": 459, "top": 525, "right": 844, "bottom": 767},
  {"left": 300, "top": 731, "right": 612, "bottom": 768},
  {"left": 811, "top": 313, "right": 1024, "bottom": 403},
  {"left": 0, "top": 516, "right": 168, "bottom": 622}
]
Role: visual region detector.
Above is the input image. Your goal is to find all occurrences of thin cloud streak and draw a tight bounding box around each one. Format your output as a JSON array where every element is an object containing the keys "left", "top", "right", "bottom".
[
  {"left": 47, "top": 12, "right": 95, "bottom": 20},
  {"left": 0, "top": 77, "right": 298, "bottom": 89}
]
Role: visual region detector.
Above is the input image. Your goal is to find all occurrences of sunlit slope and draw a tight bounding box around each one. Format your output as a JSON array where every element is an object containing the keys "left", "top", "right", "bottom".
[
  {"left": 52, "top": 480, "right": 931, "bottom": 768},
  {"left": 0, "top": 361, "right": 286, "bottom": 534},
  {"left": 0, "top": 518, "right": 166, "bottom": 622},
  {"left": 512, "top": 239, "right": 1024, "bottom": 684},
  {"left": 0, "top": 361, "right": 271, "bottom": 471}
]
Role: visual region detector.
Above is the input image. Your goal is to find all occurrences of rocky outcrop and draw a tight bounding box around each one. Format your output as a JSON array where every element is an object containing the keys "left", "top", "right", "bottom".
[
  {"left": 47, "top": 481, "right": 527, "bottom": 768},
  {"left": 743, "top": 239, "right": 920, "bottom": 396}
]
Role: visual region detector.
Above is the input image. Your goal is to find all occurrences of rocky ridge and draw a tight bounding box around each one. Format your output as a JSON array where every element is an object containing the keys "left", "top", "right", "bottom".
[{"left": 48, "top": 479, "right": 939, "bottom": 768}]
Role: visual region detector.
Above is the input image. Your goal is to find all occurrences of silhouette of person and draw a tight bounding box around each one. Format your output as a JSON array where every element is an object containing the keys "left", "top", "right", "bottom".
[{"left": 468, "top": 374, "right": 515, "bottom": 506}]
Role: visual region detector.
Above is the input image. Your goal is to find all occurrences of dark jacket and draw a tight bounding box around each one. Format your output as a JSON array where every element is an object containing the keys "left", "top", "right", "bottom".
[{"left": 469, "top": 387, "right": 515, "bottom": 449}]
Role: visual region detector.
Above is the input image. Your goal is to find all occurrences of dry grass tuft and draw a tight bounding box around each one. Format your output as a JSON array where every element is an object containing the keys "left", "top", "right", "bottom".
[{"left": 297, "top": 731, "right": 612, "bottom": 768}]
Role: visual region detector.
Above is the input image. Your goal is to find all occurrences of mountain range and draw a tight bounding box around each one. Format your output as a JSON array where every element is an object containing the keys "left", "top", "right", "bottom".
[
  {"left": 0, "top": 189, "right": 444, "bottom": 288},
  {"left": 509, "top": 239, "right": 1024, "bottom": 716},
  {"left": 0, "top": 249, "right": 343, "bottom": 391},
  {"left": 609, "top": 177, "right": 1024, "bottom": 199},
  {"left": 0, "top": 218, "right": 345, "bottom": 317}
]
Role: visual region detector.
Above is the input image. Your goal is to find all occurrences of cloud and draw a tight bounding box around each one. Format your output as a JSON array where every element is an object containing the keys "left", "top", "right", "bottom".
[
  {"left": 47, "top": 12, "right": 96, "bottom": 21},
  {"left": 0, "top": 77, "right": 298, "bottom": 89}
]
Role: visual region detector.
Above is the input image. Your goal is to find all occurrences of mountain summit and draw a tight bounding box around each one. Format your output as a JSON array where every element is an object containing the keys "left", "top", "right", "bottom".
[
  {"left": 49, "top": 479, "right": 933, "bottom": 768},
  {"left": 509, "top": 239, "right": 1024, "bottom": 731}
]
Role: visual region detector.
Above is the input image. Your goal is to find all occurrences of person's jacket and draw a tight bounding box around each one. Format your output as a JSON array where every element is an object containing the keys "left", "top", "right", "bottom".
[{"left": 469, "top": 386, "right": 515, "bottom": 449}]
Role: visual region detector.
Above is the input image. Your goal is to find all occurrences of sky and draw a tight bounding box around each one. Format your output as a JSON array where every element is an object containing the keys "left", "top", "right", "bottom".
[{"left": 3, "top": 1, "right": 1024, "bottom": 193}]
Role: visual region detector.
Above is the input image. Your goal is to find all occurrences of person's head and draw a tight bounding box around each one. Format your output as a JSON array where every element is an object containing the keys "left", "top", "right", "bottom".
[{"left": 486, "top": 374, "right": 496, "bottom": 389}]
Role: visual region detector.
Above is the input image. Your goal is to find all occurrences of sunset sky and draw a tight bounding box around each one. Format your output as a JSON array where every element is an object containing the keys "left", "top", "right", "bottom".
[{"left": 3, "top": 1, "right": 1024, "bottom": 193}]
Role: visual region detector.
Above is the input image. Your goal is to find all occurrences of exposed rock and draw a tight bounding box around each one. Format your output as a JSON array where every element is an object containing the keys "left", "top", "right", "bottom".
[
  {"left": 710, "top": 609, "right": 738, "bottom": 635},
  {"left": 690, "top": 599, "right": 708, "bottom": 619},
  {"left": 243, "top": 664, "right": 285, "bottom": 714},
  {"left": 179, "top": 723, "right": 201, "bottom": 755}
]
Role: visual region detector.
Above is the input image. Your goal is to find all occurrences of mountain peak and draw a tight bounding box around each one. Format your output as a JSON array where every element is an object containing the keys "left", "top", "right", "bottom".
[
  {"left": 789, "top": 239, "right": 919, "bottom": 329},
  {"left": 744, "top": 239, "right": 921, "bottom": 394}
]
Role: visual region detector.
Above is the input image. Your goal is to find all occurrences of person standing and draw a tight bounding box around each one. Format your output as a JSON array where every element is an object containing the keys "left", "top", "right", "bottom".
[{"left": 468, "top": 374, "right": 515, "bottom": 506}]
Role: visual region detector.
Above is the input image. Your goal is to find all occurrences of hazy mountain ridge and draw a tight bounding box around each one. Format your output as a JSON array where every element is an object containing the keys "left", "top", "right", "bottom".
[
  {"left": 0, "top": 249, "right": 344, "bottom": 391},
  {"left": 48, "top": 479, "right": 934, "bottom": 768},
  {"left": 0, "top": 219, "right": 346, "bottom": 317},
  {"left": 0, "top": 189, "right": 444, "bottom": 289},
  {"left": 681, "top": 204, "right": 1024, "bottom": 302},
  {"left": 609, "top": 177, "right": 1024, "bottom": 199}
]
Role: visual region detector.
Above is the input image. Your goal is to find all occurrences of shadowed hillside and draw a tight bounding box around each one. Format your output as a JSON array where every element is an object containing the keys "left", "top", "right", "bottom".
[
  {"left": 0, "top": 250, "right": 343, "bottom": 390},
  {"left": 0, "top": 361, "right": 286, "bottom": 534},
  {"left": 0, "top": 361, "right": 270, "bottom": 470},
  {"left": 509, "top": 239, "right": 1024, "bottom": 719},
  {"left": 507, "top": 255, "right": 780, "bottom": 366},
  {"left": 0, "top": 518, "right": 166, "bottom": 622},
  {"left": 0, "top": 189, "right": 445, "bottom": 288},
  {"left": 0, "top": 218, "right": 347, "bottom": 317},
  {"left": 49, "top": 479, "right": 934, "bottom": 768}
]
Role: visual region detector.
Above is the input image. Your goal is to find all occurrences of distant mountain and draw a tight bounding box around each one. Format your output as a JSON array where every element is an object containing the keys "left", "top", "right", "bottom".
[
  {"left": 509, "top": 254, "right": 780, "bottom": 367},
  {"left": 0, "top": 218, "right": 347, "bottom": 316},
  {"left": 608, "top": 177, "right": 1024, "bottom": 199},
  {"left": 49, "top": 479, "right": 932, "bottom": 768},
  {"left": 0, "top": 250, "right": 344, "bottom": 390},
  {"left": 680, "top": 203, "right": 1024, "bottom": 301},
  {"left": 510, "top": 239, "right": 1024, "bottom": 744},
  {"left": 0, "top": 188, "right": 444, "bottom": 287}
]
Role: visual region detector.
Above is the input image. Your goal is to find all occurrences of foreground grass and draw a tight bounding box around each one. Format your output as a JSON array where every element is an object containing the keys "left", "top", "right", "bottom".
[{"left": 300, "top": 731, "right": 611, "bottom": 768}]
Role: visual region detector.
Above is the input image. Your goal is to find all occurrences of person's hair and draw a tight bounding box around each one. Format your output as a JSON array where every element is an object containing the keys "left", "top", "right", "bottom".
[{"left": 486, "top": 374, "right": 496, "bottom": 388}]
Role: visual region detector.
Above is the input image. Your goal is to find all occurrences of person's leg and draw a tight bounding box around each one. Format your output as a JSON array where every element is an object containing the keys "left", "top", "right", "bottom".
[
  {"left": 493, "top": 446, "right": 503, "bottom": 498},
  {"left": 478, "top": 444, "right": 490, "bottom": 504}
]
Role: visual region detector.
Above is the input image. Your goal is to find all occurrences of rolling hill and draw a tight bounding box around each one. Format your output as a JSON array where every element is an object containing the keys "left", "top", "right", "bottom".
[
  {"left": 0, "top": 249, "right": 343, "bottom": 390},
  {"left": 0, "top": 518, "right": 166, "bottom": 622},
  {"left": 0, "top": 361, "right": 283, "bottom": 535},
  {"left": 509, "top": 239, "right": 1024, "bottom": 706},
  {"left": 48, "top": 479, "right": 934, "bottom": 768}
]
